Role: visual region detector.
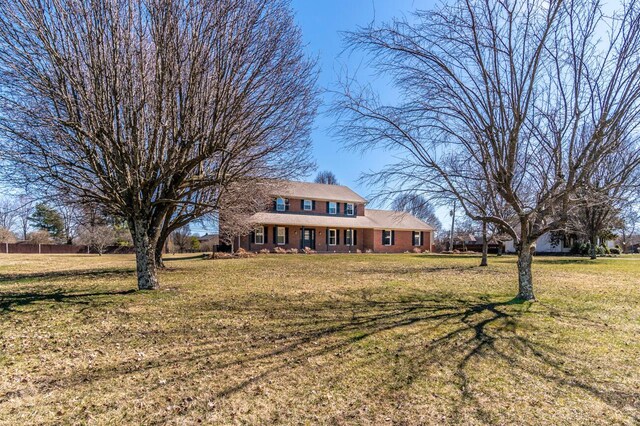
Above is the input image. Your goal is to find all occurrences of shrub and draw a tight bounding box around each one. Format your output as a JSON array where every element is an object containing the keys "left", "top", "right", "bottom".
[
  {"left": 212, "top": 252, "right": 234, "bottom": 259},
  {"left": 235, "top": 248, "right": 255, "bottom": 258},
  {"left": 365, "top": 249, "right": 373, "bottom": 253},
  {"left": 273, "top": 247, "right": 287, "bottom": 254},
  {"left": 0, "top": 227, "right": 17, "bottom": 243},
  {"left": 413, "top": 247, "right": 422, "bottom": 253},
  {"left": 356, "top": 249, "right": 362, "bottom": 254},
  {"left": 609, "top": 247, "right": 621, "bottom": 255},
  {"left": 289, "top": 248, "right": 299, "bottom": 254},
  {"left": 26, "top": 230, "right": 52, "bottom": 244},
  {"left": 259, "top": 248, "right": 270, "bottom": 254}
]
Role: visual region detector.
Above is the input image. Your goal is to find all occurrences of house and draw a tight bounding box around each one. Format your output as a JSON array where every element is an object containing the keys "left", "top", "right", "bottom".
[
  {"left": 236, "top": 181, "right": 434, "bottom": 253},
  {"left": 449, "top": 234, "right": 505, "bottom": 253},
  {"left": 504, "top": 231, "right": 615, "bottom": 254},
  {"left": 198, "top": 233, "right": 219, "bottom": 252}
]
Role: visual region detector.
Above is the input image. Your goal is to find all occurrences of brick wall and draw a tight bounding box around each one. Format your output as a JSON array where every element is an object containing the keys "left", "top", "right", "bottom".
[
  {"left": 371, "top": 229, "right": 433, "bottom": 253},
  {"left": 271, "top": 197, "right": 365, "bottom": 217},
  {"left": 241, "top": 225, "right": 366, "bottom": 252},
  {"left": 240, "top": 226, "right": 433, "bottom": 253}
]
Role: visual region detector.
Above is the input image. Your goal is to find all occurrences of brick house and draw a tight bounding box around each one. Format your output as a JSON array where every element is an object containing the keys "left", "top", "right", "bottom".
[{"left": 237, "top": 181, "right": 434, "bottom": 253}]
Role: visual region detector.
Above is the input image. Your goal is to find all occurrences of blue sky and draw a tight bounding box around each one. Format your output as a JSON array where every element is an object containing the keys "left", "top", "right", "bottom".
[{"left": 288, "top": 0, "right": 450, "bottom": 220}]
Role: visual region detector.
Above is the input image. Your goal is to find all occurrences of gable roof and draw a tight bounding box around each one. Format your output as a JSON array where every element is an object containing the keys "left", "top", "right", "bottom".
[
  {"left": 270, "top": 180, "right": 367, "bottom": 203},
  {"left": 365, "top": 209, "right": 434, "bottom": 231}
]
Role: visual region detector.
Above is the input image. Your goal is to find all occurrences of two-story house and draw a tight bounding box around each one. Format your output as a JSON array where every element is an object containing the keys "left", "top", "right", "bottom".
[{"left": 238, "top": 181, "right": 434, "bottom": 253}]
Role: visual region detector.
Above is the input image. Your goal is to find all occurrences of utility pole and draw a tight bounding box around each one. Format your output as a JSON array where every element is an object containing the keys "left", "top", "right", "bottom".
[{"left": 449, "top": 200, "right": 456, "bottom": 251}]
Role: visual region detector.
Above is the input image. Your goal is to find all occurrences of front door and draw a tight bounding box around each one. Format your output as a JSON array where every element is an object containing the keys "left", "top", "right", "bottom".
[{"left": 302, "top": 228, "right": 316, "bottom": 250}]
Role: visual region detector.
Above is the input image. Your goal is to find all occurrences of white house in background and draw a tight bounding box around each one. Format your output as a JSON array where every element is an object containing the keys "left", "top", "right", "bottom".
[{"left": 504, "top": 231, "right": 615, "bottom": 254}]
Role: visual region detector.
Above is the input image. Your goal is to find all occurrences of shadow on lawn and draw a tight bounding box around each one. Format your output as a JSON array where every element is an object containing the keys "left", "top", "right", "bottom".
[
  {"left": 0, "top": 288, "right": 136, "bottom": 313},
  {"left": 0, "top": 268, "right": 135, "bottom": 284},
  {"left": 5, "top": 290, "right": 636, "bottom": 423}
]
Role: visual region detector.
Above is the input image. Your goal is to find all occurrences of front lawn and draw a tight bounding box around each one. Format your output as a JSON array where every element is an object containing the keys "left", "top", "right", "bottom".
[{"left": 0, "top": 253, "right": 638, "bottom": 424}]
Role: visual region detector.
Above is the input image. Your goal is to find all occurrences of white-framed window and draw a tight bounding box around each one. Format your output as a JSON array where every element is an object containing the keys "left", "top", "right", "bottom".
[
  {"left": 304, "top": 199, "right": 312, "bottom": 211},
  {"left": 277, "top": 227, "right": 286, "bottom": 245},
  {"left": 255, "top": 226, "right": 264, "bottom": 244},
  {"left": 413, "top": 231, "right": 422, "bottom": 246},
  {"left": 328, "top": 229, "right": 337, "bottom": 245},
  {"left": 276, "top": 197, "right": 286, "bottom": 211},
  {"left": 345, "top": 229, "right": 353, "bottom": 245},
  {"left": 346, "top": 203, "right": 354, "bottom": 215},
  {"left": 383, "top": 230, "right": 393, "bottom": 246},
  {"left": 328, "top": 202, "right": 337, "bottom": 215}
]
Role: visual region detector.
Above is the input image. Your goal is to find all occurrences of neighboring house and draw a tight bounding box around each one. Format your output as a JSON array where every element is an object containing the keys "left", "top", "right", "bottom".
[
  {"left": 504, "top": 231, "right": 615, "bottom": 254},
  {"left": 198, "top": 233, "right": 219, "bottom": 252},
  {"left": 453, "top": 235, "right": 505, "bottom": 254},
  {"left": 235, "top": 181, "right": 434, "bottom": 253}
]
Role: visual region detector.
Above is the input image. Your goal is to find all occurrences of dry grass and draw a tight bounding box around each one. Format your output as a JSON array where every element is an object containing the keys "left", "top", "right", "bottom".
[{"left": 0, "top": 253, "right": 639, "bottom": 425}]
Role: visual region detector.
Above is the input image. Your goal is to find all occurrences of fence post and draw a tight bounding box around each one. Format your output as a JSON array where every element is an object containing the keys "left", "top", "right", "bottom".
[
  {"left": 87, "top": 245, "right": 90, "bottom": 254},
  {"left": 5, "top": 242, "right": 7, "bottom": 254},
  {"left": 38, "top": 243, "right": 41, "bottom": 254}
]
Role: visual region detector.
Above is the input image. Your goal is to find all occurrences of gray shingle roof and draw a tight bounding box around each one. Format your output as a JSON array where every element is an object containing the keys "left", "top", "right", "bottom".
[
  {"left": 271, "top": 180, "right": 367, "bottom": 203},
  {"left": 249, "top": 209, "right": 433, "bottom": 231}
]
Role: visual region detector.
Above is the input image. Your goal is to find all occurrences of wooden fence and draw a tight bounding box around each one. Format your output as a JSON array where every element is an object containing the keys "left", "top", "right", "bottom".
[{"left": 1, "top": 243, "right": 136, "bottom": 255}]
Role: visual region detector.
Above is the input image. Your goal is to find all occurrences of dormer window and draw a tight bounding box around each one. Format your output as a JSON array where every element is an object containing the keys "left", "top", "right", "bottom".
[
  {"left": 346, "top": 203, "right": 354, "bottom": 216},
  {"left": 328, "top": 202, "right": 337, "bottom": 215},
  {"left": 276, "top": 197, "right": 286, "bottom": 211},
  {"left": 303, "top": 199, "right": 312, "bottom": 211}
]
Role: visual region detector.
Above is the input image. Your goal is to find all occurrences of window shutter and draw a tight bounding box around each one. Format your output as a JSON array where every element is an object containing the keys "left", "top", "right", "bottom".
[
  {"left": 264, "top": 227, "right": 268, "bottom": 242},
  {"left": 382, "top": 231, "right": 386, "bottom": 245},
  {"left": 336, "top": 203, "right": 340, "bottom": 214},
  {"left": 336, "top": 229, "right": 340, "bottom": 245},
  {"left": 250, "top": 231, "right": 255, "bottom": 244},
  {"left": 301, "top": 199, "right": 304, "bottom": 209},
  {"left": 391, "top": 230, "right": 395, "bottom": 245},
  {"left": 285, "top": 199, "right": 290, "bottom": 211},
  {"left": 285, "top": 227, "right": 289, "bottom": 244},
  {"left": 354, "top": 230, "right": 357, "bottom": 245},
  {"left": 420, "top": 231, "right": 424, "bottom": 246},
  {"left": 344, "top": 229, "right": 347, "bottom": 245},
  {"left": 273, "top": 199, "right": 277, "bottom": 210},
  {"left": 312, "top": 200, "right": 316, "bottom": 210},
  {"left": 326, "top": 202, "right": 330, "bottom": 213},
  {"left": 273, "top": 226, "right": 277, "bottom": 244},
  {"left": 354, "top": 204, "right": 357, "bottom": 215}
]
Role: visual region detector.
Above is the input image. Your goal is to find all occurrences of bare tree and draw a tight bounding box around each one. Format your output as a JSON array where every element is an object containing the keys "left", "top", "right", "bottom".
[
  {"left": 0, "top": 226, "right": 16, "bottom": 243},
  {"left": 0, "top": 197, "right": 17, "bottom": 230},
  {"left": 565, "top": 143, "right": 638, "bottom": 259},
  {"left": 314, "top": 171, "right": 339, "bottom": 185},
  {"left": 392, "top": 193, "right": 442, "bottom": 232},
  {"left": 14, "top": 196, "right": 33, "bottom": 241},
  {"left": 77, "top": 225, "right": 116, "bottom": 255},
  {"left": 0, "top": 0, "right": 317, "bottom": 289},
  {"left": 337, "top": 0, "right": 640, "bottom": 300},
  {"left": 171, "top": 226, "right": 192, "bottom": 254},
  {"left": 217, "top": 180, "right": 274, "bottom": 251}
]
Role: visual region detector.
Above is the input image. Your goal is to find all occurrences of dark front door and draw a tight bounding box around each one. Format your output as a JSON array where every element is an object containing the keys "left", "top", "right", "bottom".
[{"left": 301, "top": 228, "right": 316, "bottom": 250}]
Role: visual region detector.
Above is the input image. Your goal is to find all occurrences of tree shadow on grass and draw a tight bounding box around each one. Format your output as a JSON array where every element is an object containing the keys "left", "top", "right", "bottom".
[
  {"left": 0, "top": 288, "right": 137, "bottom": 313},
  {"left": 533, "top": 258, "right": 597, "bottom": 265},
  {"left": 162, "top": 254, "right": 207, "bottom": 262},
  {"left": 3, "top": 289, "right": 636, "bottom": 423},
  {"left": 0, "top": 268, "right": 135, "bottom": 284}
]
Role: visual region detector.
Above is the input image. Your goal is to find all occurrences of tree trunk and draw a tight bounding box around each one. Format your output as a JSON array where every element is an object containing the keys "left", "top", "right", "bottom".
[
  {"left": 516, "top": 244, "right": 535, "bottom": 301},
  {"left": 155, "top": 246, "right": 165, "bottom": 269},
  {"left": 590, "top": 234, "right": 597, "bottom": 260},
  {"left": 131, "top": 219, "right": 159, "bottom": 290},
  {"left": 480, "top": 221, "right": 488, "bottom": 267}
]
